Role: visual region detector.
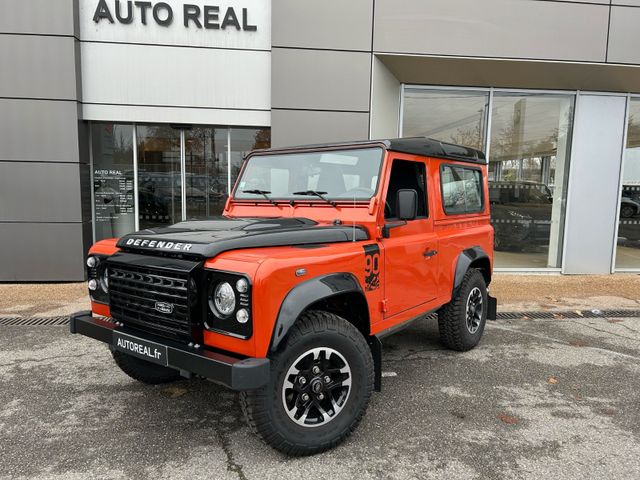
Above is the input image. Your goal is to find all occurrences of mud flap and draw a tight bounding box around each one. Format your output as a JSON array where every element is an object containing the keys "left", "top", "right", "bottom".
[
  {"left": 368, "top": 336, "right": 382, "bottom": 392},
  {"left": 487, "top": 295, "right": 498, "bottom": 321}
]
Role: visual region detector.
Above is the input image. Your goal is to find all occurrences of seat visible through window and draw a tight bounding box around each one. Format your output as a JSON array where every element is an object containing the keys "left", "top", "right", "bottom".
[{"left": 385, "top": 160, "right": 427, "bottom": 219}]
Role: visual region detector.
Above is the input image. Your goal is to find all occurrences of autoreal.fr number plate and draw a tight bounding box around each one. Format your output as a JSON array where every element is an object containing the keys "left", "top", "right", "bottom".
[{"left": 113, "top": 331, "right": 169, "bottom": 367}]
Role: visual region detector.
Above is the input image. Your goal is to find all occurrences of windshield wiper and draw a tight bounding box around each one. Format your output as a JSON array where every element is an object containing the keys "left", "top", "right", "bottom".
[
  {"left": 242, "top": 189, "right": 278, "bottom": 205},
  {"left": 292, "top": 190, "right": 337, "bottom": 207}
]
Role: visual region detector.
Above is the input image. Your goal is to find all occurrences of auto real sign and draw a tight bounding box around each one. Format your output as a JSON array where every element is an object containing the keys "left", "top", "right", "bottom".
[
  {"left": 79, "top": 0, "right": 270, "bottom": 50},
  {"left": 92, "top": 1, "right": 257, "bottom": 31}
]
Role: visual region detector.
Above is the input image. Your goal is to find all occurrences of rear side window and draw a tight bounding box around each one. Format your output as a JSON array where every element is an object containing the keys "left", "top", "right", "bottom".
[{"left": 440, "top": 165, "right": 484, "bottom": 215}]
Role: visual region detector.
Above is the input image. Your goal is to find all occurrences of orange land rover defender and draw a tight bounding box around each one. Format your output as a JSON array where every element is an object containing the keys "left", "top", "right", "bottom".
[{"left": 71, "top": 137, "right": 496, "bottom": 455}]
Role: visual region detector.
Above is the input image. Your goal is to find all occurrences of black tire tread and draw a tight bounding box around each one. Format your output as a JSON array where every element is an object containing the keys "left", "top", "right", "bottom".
[
  {"left": 240, "top": 310, "right": 374, "bottom": 456},
  {"left": 438, "top": 268, "right": 486, "bottom": 352},
  {"left": 111, "top": 350, "right": 181, "bottom": 385}
]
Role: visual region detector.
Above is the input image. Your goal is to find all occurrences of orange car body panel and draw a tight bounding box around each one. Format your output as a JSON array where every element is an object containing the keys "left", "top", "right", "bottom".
[{"left": 88, "top": 149, "right": 493, "bottom": 359}]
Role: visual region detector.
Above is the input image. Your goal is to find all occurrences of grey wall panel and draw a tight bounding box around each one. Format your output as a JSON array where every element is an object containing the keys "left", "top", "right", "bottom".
[
  {"left": 81, "top": 42, "right": 270, "bottom": 111},
  {"left": 0, "top": 222, "right": 88, "bottom": 281},
  {"left": 0, "top": 34, "right": 78, "bottom": 100},
  {"left": 0, "top": 0, "right": 75, "bottom": 36},
  {"left": 374, "top": 0, "right": 609, "bottom": 62},
  {"left": 0, "top": 162, "right": 85, "bottom": 223},
  {"left": 562, "top": 95, "right": 627, "bottom": 274},
  {"left": 369, "top": 57, "right": 400, "bottom": 139},
  {"left": 608, "top": 7, "right": 640, "bottom": 64},
  {"left": 272, "top": 48, "right": 371, "bottom": 111},
  {"left": 0, "top": 99, "right": 80, "bottom": 162},
  {"left": 271, "top": 110, "right": 369, "bottom": 147},
  {"left": 272, "top": 0, "right": 373, "bottom": 51}
]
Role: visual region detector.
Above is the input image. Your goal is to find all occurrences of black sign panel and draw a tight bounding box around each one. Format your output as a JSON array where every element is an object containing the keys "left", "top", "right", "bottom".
[{"left": 113, "top": 331, "right": 169, "bottom": 366}]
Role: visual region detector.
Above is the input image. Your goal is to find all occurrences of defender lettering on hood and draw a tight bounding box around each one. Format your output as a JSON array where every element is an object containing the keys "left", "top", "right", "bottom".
[{"left": 125, "top": 238, "right": 193, "bottom": 251}]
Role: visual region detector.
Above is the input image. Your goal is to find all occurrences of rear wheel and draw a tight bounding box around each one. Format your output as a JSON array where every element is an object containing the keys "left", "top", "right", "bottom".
[
  {"left": 438, "top": 269, "right": 488, "bottom": 351},
  {"left": 111, "top": 350, "right": 181, "bottom": 385},
  {"left": 240, "top": 310, "right": 374, "bottom": 456}
]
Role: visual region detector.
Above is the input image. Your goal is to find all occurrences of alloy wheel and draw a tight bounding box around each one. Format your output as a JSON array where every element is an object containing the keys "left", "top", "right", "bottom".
[
  {"left": 282, "top": 347, "right": 352, "bottom": 428},
  {"left": 466, "top": 287, "right": 483, "bottom": 334}
]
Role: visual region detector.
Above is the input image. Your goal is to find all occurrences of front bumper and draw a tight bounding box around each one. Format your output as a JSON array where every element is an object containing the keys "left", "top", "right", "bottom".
[{"left": 69, "top": 311, "right": 269, "bottom": 390}]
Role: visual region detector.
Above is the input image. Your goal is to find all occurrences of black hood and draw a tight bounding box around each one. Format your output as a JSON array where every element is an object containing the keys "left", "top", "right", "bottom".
[{"left": 116, "top": 217, "right": 368, "bottom": 259}]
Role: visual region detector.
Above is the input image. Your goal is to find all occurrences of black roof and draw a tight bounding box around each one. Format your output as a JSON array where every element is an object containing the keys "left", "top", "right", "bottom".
[{"left": 251, "top": 137, "right": 486, "bottom": 165}]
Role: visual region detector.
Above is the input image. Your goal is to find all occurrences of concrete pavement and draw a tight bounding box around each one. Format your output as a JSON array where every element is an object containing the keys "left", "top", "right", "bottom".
[{"left": 2, "top": 313, "right": 640, "bottom": 480}]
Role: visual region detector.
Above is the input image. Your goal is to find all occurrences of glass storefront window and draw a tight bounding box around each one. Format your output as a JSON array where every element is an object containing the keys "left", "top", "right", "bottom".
[
  {"left": 402, "top": 89, "right": 489, "bottom": 151},
  {"left": 136, "top": 125, "right": 181, "bottom": 230},
  {"left": 91, "top": 123, "right": 135, "bottom": 241},
  {"left": 185, "top": 127, "right": 228, "bottom": 220},
  {"left": 230, "top": 127, "right": 271, "bottom": 188},
  {"left": 402, "top": 87, "right": 575, "bottom": 269},
  {"left": 489, "top": 93, "right": 574, "bottom": 268},
  {"left": 615, "top": 98, "right": 640, "bottom": 269},
  {"left": 91, "top": 123, "right": 271, "bottom": 237}
]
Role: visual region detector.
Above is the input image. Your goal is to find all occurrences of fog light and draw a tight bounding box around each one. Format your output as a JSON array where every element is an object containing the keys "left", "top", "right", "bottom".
[
  {"left": 88, "top": 279, "right": 98, "bottom": 291},
  {"left": 236, "top": 278, "right": 249, "bottom": 293},
  {"left": 87, "top": 256, "right": 98, "bottom": 268},
  {"left": 236, "top": 308, "right": 249, "bottom": 324}
]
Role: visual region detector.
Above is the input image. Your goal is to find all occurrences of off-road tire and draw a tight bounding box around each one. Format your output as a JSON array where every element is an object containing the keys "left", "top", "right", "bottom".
[
  {"left": 111, "top": 350, "right": 181, "bottom": 385},
  {"left": 438, "top": 268, "right": 488, "bottom": 352},
  {"left": 240, "top": 310, "right": 374, "bottom": 456}
]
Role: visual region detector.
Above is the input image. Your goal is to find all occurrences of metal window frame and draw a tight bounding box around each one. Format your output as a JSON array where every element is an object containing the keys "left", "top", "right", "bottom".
[
  {"left": 88, "top": 126, "right": 96, "bottom": 244},
  {"left": 611, "top": 94, "right": 639, "bottom": 273},
  {"left": 132, "top": 124, "right": 140, "bottom": 231},
  {"left": 227, "top": 127, "right": 232, "bottom": 194},
  {"left": 180, "top": 129, "right": 187, "bottom": 221}
]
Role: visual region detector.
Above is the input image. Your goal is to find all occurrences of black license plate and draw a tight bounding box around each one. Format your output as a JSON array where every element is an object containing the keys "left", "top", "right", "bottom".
[{"left": 113, "top": 331, "right": 169, "bottom": 367}]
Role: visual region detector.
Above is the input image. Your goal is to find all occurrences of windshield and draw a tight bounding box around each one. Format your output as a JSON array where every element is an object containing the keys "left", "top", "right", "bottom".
[{"left": 234, "top": 147, "right": 384, "bottom": 201}]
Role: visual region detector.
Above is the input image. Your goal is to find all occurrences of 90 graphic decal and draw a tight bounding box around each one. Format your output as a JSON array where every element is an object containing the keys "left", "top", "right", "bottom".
[{"left": 363, "top": 244, "right": 380, "bottom": 291}]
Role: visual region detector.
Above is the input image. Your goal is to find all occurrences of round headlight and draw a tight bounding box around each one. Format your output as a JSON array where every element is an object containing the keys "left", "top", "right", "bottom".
[
  {"left": 87, "top": 256, "right": 98, "bottom": 268},
  {"left": 236, "top": 308, "right": 249, "bottom": 324},
  {"left": 88, "top": 279, "right": 98, "bottom": 291},
  {"left": 236, "top": 278, "right": 249, "bottom": 293},
  {"left": 213, "top": 282, "right": 236, "bottom": 316}
]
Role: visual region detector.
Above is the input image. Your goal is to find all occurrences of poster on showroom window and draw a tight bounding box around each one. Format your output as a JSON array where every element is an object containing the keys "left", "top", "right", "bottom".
[{"left": 94, "top": 168, "right": 135, "bottom": 236}]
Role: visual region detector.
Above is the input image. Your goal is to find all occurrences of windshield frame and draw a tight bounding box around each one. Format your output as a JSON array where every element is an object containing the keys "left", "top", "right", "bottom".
[{"left": 232, "top": 144, "right": 387, "bottom": 203}]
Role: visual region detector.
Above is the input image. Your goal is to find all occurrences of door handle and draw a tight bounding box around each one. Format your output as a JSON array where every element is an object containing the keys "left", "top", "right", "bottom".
[{"left": 423, "top": 249, "right": 438, "bottom": 258}]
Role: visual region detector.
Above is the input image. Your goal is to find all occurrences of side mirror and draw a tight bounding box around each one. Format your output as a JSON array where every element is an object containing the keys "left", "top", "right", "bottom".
[{"left": 396, "top": 189, "right": 418, "bottom": 220}]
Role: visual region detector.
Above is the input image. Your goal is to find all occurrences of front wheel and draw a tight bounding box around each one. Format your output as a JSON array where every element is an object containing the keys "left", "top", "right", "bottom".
[
  {"left": 240, "top": 310, "right": 374, "bottom": 456},
  {"left": 437, "top": 269, "right": 488, "bottom": 351},
  {"left": 111, "top": 350, "right": 181, "bottom": 385}
]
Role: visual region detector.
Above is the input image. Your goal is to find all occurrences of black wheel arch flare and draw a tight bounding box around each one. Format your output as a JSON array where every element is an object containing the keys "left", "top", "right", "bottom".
[
  {"left": 452, "top": 246, "right": 492, "bottom": 297},
  {"left": 269, "top": 272, "right": 368, "bottom": 353}
]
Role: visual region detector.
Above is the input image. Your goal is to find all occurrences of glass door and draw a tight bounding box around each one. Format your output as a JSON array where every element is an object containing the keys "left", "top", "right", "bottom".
[
  {"left": 184, "top": 126, "right": 228, "bottom": 220},
  {"left": 136, "top": 125, "right": 181, "bottom": 230},
  {"left": 615, "top": 98, "right": 640, "bottom": 270}
]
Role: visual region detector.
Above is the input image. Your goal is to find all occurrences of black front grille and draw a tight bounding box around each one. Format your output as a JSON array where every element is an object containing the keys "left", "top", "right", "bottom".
[{"left": 108, "top": 264, "right": 193, "bottom": 339}]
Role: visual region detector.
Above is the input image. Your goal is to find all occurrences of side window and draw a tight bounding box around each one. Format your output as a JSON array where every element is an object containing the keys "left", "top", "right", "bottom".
[
  {"left": 384, "top": 159, "right": 428, "bottom": 219},
  {"left": 441, "top": 165, "right": 484, "bottom": 215}
]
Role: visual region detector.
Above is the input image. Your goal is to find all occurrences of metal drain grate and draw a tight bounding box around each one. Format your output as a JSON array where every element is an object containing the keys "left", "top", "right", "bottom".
[
  {"left": 0, "top": 316, "right": 71, "bottom": 326},
  {"left": 1, "top": 309, "right": 639, "bottom": 327},
  {"left": 497, "top": 309, "right": 640, "bottom": 320}
]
